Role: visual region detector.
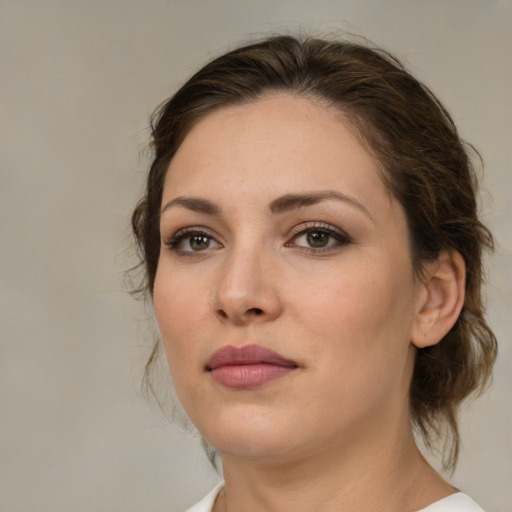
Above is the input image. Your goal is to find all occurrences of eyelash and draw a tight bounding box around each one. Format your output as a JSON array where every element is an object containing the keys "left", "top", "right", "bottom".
[
  {"left": 164, "top": 227, "right": 222, "bottom": 254},
  {"left": 163, "top": 222, "right": 352, "bottom": 255},
  {"left": 285, "top": 222, "right": 352, "bottom": 254}
]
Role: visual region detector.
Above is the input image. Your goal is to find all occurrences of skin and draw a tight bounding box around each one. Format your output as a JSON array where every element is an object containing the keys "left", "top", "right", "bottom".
[{"left": 153, "top": 95, "right": 460, "bottom": 511}]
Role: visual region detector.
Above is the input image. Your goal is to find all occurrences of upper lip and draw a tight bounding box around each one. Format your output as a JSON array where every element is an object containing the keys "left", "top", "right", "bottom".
[{"left": 206, "top": 344, "right": 298, "bottom": 370}]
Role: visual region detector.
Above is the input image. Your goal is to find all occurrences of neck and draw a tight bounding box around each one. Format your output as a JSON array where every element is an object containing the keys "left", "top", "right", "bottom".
[{"left": 214, "top": 420, "right": 453, "bottom": 512}]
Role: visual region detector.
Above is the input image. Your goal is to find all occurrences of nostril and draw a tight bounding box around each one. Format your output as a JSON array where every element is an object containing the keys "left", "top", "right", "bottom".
[{"left": 215, "top": 307, "right": 266, "bottom": 321}]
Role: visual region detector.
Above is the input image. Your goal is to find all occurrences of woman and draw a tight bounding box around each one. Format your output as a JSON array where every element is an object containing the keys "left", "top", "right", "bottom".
[{"left": 131, "top": 35, "right": 496, "bottom": 511}]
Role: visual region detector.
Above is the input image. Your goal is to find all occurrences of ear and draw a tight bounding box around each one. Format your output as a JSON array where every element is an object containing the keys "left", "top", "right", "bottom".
[{"left": 411, "top": 250, "right": 466, "bottom": 349}]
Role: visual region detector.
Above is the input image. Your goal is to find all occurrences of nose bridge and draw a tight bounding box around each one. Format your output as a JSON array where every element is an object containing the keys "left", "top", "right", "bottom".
[{"left": 213, "top": 237, "right": 280, "bottom": 323}]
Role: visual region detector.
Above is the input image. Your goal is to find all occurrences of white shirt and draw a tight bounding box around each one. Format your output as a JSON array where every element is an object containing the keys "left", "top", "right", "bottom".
[{"left": 184, "top": 483, "right": 485, "bottom": 512}]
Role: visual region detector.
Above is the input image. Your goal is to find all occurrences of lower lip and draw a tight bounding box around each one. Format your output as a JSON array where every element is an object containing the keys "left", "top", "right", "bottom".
[{"left": 210, "top": 363, "right": 296, "bottom": 389}]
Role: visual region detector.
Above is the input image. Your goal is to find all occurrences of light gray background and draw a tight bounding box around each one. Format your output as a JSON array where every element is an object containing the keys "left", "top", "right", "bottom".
[{"left": 1, "top": 1, "right": 511, "bottom": 511}]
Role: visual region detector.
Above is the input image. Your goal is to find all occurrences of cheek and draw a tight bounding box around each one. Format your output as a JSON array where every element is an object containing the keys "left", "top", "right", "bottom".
[
  {"left": 299, "top": 261, "right": 417, "bottom": 365},
  {"left": 301, "top": 269, "right": 394, "bottom": 330},
  {"left": 153, "top": 269, "right": 210, "bottom": 374},
  {"left": 302, "top": 272, "right": 416, "bottom": 413}
]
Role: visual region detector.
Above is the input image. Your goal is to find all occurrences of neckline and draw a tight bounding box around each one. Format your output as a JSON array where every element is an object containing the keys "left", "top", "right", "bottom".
[{"left": 192, "top": 484, "right": 482, "bottom": 512}]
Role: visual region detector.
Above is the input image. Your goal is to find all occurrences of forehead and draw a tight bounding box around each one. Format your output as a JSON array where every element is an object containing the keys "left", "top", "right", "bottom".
[{"left": 163, "top": 94, "right": 391, "bottom": 212}]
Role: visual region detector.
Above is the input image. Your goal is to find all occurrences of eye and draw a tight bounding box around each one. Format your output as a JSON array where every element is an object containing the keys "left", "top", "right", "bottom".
[
  {"left": 300, "top": 231, "right": 332, "bottom": 248},
  {"left": 286, "top": 222, "right": 352, "bottom": 253},
  {"left": 165, "top": 228, "right": 222, "bottom": 254}
]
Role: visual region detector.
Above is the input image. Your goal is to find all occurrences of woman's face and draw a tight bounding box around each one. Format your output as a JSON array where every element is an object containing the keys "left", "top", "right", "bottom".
[{"left": 154, "top": 95, "right": 426, "bottom": 462}]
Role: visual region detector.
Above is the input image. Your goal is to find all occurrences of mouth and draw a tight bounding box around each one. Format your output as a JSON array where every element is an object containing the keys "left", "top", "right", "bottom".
[{"left": 205, "top": 344, "right": 299, "bottom": 390}]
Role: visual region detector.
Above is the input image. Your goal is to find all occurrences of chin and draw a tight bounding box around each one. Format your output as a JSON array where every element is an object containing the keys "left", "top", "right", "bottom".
[
  {"left": 198, "top": 409, "right": 305, "bottom": 461},
  {"left": 210, "top": 434, "right": 300, "bottom": 462}
]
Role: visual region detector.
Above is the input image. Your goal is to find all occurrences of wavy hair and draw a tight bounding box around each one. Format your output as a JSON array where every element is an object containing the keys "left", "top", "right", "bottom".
[{"left": 131, "top": 35, "right": 496, "bottom": 471}]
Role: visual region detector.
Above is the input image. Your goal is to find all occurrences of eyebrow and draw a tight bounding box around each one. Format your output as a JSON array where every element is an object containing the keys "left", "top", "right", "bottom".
[
  {"left": 161, "top": 196, "right": 221, "bottom": 215},
  {"left": 161, "top": 190, "right": 373, "bottom": 221},
  {"left": 269, "top": 191, "right": 374, "bottom": 221}
]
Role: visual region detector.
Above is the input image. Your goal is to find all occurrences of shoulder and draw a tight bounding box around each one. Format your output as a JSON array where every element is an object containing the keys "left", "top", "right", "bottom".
[
  {"left": 417, "top": 492, "right": 485, "bottom": 512},
  {"left": 184, "top": 482, "right": 224, "bottom": 512}
]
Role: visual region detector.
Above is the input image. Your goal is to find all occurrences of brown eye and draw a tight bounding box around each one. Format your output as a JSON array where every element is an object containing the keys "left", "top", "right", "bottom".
[
  {"left": 287, "top": 223, "right": 352, "bottom": 253},
  {"left": 189, "top": 235, "right": 212, "bottom": 251},
  {"left": 166, "top": 229, "right": 222, "bottom": 253},
  {"left": 306, "top": 231, "right": 330, "bottom": 247}
]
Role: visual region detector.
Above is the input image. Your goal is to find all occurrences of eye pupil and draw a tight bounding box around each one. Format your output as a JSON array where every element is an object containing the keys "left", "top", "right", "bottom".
[
  {"left": 307, "top": 231, "right": 329, "bottom": 247},
  {"left": 190, "top": 235, "right": 210, "bottom": 250}
]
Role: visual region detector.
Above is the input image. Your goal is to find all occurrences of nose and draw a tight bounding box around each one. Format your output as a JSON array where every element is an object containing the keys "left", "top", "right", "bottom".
[{"left": 212, "top": 246, "right": 282, "bottom": 325}]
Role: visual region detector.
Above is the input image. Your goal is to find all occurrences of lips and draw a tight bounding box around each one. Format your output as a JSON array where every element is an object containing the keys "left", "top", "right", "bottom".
[{"left": 206, "top": 344, "right": 298, "bottom": 389}]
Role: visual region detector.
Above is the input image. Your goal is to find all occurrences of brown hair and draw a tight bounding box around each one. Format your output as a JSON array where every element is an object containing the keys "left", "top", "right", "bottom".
[{"left": 131, "top": 35, "right": 496, "bottom": 470}]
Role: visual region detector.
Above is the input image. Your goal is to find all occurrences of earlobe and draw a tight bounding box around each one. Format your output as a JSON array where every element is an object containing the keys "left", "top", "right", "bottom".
[{"left": 411, "top": 250, "right": 466, "bottom": 349}]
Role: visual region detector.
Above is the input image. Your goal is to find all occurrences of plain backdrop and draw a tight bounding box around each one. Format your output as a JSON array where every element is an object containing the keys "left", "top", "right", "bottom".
[{"left": 1, "top": 1, "right": 511, "bottom": 511}]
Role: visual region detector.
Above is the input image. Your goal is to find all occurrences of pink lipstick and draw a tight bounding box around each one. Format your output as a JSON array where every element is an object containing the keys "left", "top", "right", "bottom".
[{"left": 206, "top": 344, "right": 298, "bottom": 389}]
